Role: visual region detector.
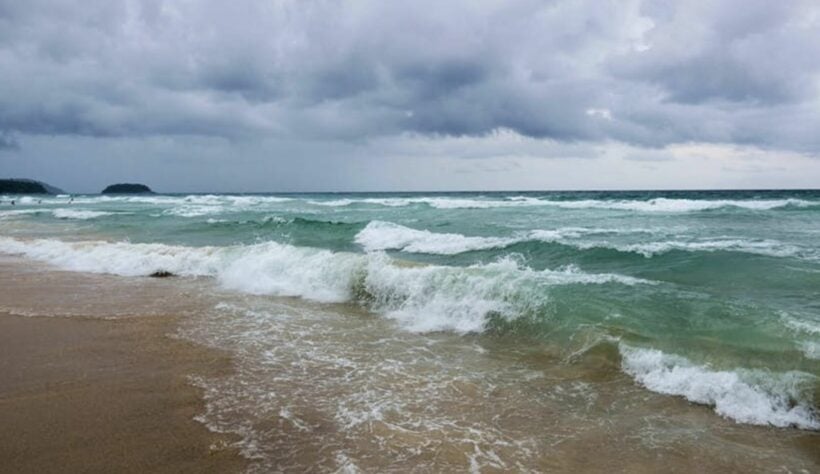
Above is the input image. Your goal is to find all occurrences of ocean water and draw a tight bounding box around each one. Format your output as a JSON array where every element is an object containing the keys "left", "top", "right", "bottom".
[{"left": 1, "top": 190, "right": 819, "bottom": 471}]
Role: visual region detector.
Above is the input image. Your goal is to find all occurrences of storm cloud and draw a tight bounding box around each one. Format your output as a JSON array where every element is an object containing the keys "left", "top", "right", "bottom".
[{"left": 1, "top": 0, "right": 819, "bottom": 191}]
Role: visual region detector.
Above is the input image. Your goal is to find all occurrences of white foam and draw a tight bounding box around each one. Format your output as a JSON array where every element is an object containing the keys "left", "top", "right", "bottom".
[
  {"left": 620, "top": 344, "right": 819, "bottom": 430},
  {"left": 56, "top": 194, "right": 293, "bottom": 208},
  {"left": 531, "top": 233, "right": 807, "bottom": 259},
  {"left": 362, "top": 255, "right": 649, "bottom": 333},
  {"left": 361, "top": 254, "right": 521, "bottom": 332},
  {"left": 308, "top": 198, "right": 396, "bottom": 207},
  {"left": 164, "top": 205, "right": 225, "bottom": 217},
  {"left": 0, "top": 237, "right": 224, "bottom": 277},
  {"left": 52, "top": 209, "right": 113, "bottom": 220},
  {"left": 355, "top": 221, "right": 516, "bottom": 254},
  {"left": 262, "top": 216, "right": 292, "bottom": 224},
  {"left": 27, "top": 194, "right": 819, "bottom": 213},
  {"left": 0, "top": 236, "right": 649, "bottom": 333},
  {"left": 307, "top": 196, "right": 815, "bottom": 211},
  {"left": 540, "top": 198, "right": 814, "bottom": 212},
  {"left": 354, "top": 221, "right": 806, "bottom": 260},
  {"left": 608, "top": 239, "right": 805, "bottom": 259},
  {"left": 801, "top": 342, "right": 820, "bottom": 360},
  {"left": 334, "top": 453, "right": 362, "bottom": 474},
  {"left": 420, "top": 197, "right": 544, "bottom": 209},
  {"left": 780, "top": 313, "right": 820, "bottom": 361},
  {"left": 309, "top": 196, "right": 551, "bottom": 209},
  {"left": 0, "top": 209, "right": 43, "bottom": 219},
  {"left": 355, "top": 221, "right": 665, "bottom": 256},
  {"left": 99, "top": 195, "right": 178, "bottom": 205},
  {"left": 146, "top": 194, "right": 296, "bottom": 217},
  {"left": 182, "top": 194, "right": 293, "bottom": 206},
  {"left": 781, "top": 312, "right": 820, "bottom": 336},
  {"left": 217, "top": 242, "right": 363, "bottom": 303}
]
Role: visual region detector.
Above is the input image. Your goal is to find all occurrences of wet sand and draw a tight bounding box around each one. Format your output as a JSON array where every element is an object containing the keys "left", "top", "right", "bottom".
[{"left": 0, "top": 258, "right": 246, "bottom": 473}]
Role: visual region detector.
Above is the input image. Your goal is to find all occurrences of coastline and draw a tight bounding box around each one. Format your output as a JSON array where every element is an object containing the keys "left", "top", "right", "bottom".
[
  {"left": 0, "top": 258, "right": 247, "bottom": 473},
  {"left": 0, "top": 213, "right": 818, "bottom": 472}
]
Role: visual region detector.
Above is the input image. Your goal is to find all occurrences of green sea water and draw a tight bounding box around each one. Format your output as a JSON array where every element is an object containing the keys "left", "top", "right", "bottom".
[{"left": 1, "top": 190, "right": 819, "bottom": 462}]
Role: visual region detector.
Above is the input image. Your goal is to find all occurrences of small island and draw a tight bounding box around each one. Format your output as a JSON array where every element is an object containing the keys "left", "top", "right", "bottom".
[
  {"left": 0, "top": 179, "right": 64, "bottom": 194},
  {"left": 101, "top": 183, "right": 154, "bottom": 194}
]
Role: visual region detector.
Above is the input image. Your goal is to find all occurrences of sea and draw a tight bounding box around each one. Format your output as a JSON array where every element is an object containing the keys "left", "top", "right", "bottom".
[{"left": 1, "top": 190, "right": 818, "bottom": 472}]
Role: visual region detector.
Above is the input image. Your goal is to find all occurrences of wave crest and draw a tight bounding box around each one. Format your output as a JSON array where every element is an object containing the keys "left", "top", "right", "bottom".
[
  {"left": 0, "top": 236, "right": 649, "bottom": 333},
  {"left": 356, "top": 221, "right": 516, "bottom": 254},
  {"left": 354, "top": 221, "right": 809, "bottom": 260},
  {"left": 309, "top": 196, "right": 816, "bottom": 211},
  {"left": 52, "top": 209, "right": 113, "bottom": 220},
  {"left": 620, "top": 344, "right": 819, "bottom": 430}
]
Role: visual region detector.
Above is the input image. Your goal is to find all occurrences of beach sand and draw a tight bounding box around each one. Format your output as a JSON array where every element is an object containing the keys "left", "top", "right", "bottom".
[{"left": 0, "top": 258, "right": 246, "bottom": 473}]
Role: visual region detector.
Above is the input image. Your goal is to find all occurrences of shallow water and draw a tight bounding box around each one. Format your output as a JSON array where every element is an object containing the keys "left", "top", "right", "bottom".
[{"left": 1, "top": 190, "right": 819, "bottom": 471}]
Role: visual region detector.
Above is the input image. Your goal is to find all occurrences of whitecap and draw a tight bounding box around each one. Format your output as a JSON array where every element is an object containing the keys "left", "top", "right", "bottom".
[
  {"left": 305, "top": 196, "right": 816, "bottom": 212},
  {"left": 355, "top": 221, "right": 516, "bottom": 254},
  {"left": 540, "top": 198, "right": 814, "bottom": 212},
  {"left": 607, "top": 239, "right": 806, "bottom": 259},
  {"left": 620, "top": 344, "right": 819, "bottom": 430},
  {"left": 354, "top": 221, "right": 807, "bottom": 260},
  {"left": 0, "top": 236, "right": 651, "bottom": 333},
  {"left": 52, "top": 209, "right": 113, "bottom": 220}
]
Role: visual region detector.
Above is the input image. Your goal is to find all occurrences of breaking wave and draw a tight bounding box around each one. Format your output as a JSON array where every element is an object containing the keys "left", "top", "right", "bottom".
[
  {"left": 354, "top": 221, "right": 809, "bottom": 259},
  {"left": 620, "top": 345, "right": 819, "bottom": 430},
  {"left": 539, "top": 198, "right": 815, "bottom": 212},
  {"left": 355, "top": 221, "right": 518, "bottom": 254},
  {"left": 589, "top": 239, "right": 807, "bottom": 259},
  {"left": 0, "top": 236, "right": 649, "bottom": 333},
  {"left": 52, "top": 209, "right": 114, "bottom": 220},
  {"left": 5, "top": 194, "right": 818, "bottom": 213},
  {"left": 309, "top": 196, "right": 815, "bottom": 211}
]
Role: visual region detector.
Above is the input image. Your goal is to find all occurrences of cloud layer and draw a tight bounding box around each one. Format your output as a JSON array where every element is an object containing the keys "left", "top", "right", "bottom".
[{"left": 1, "top": 0, "right": 819, "bottom": 191}]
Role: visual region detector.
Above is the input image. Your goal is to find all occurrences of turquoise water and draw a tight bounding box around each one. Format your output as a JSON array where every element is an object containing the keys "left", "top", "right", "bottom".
[{"left": 1, "top": 190, "right": 819, "bottom": 434}]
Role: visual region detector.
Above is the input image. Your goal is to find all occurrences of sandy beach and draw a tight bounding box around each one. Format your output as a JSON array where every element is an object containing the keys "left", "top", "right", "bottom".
[{"left": 0, "top": 258, "right": 246, "bottom": 473}]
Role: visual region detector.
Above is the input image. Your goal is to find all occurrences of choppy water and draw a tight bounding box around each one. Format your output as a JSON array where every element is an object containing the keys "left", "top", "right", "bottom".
[{"left": 1, "top": 190, "right": 819, "bottom": 471}]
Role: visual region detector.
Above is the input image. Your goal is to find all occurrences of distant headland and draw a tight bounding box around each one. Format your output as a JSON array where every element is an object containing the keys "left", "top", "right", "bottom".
[
  {"left": 101, "top": 183, "right": 154, "bottom": 194},
  {"left": 0, "top": 179, "right": 64, "bottom": 194}
]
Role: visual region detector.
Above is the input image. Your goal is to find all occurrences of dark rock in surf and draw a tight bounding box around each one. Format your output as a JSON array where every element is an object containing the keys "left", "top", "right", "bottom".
[{"left": 149, "top": 270, "right": 174, "bottom": 278}]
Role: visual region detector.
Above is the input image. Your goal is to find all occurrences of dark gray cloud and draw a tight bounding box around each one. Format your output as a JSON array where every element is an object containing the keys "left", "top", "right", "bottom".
[
  {"left": 0, "top": 0, "right": 819, "bottom": 154},
  {"left": 613, "top": 1, "right": 820, "bottom": 106},
  {"left": 0, "top": 131, "right": 18, "bottom": 150}
]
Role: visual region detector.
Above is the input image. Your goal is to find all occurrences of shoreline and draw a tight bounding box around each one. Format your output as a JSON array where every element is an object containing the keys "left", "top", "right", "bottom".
[
  {"left": 0, "top": 247, "right": 818, "bottom": 471},
  {"left": 0, "top": 258, "right": 247, "bottom": 473}
]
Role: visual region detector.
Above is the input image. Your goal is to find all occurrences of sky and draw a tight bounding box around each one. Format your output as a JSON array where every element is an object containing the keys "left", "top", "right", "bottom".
[{"left": 1, "top": 0, "right": 820, "bottom": 193}]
